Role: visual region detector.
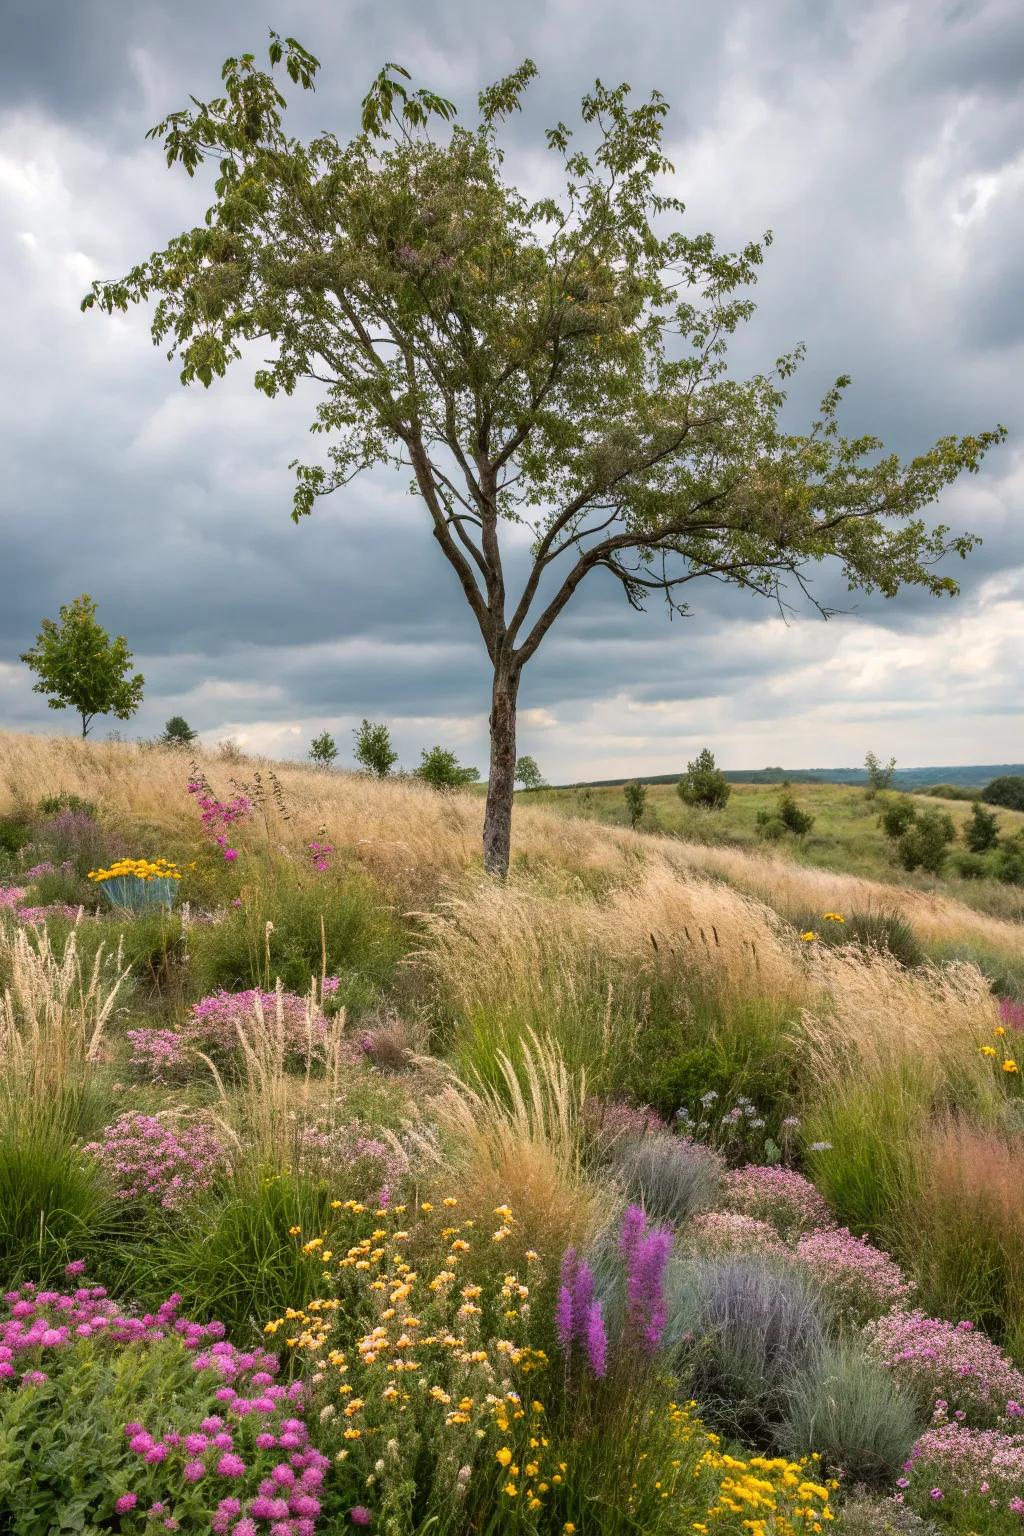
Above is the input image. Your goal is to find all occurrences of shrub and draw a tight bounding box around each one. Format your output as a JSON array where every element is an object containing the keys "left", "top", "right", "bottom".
[
  {"left": 0, "top": 1281, "right": 325, "bottom": 1536},
  {"left": 794, "top": 1226, "right": 915, "bottom": 1326},
  {"left": 903, "top": 1423, "right": 1024, "bottom": 1531},
  {"left": 35, "top": 808, "right": 116, "bottom": 877},
  {"left": 781, "top": 1339, "right": 923, "bottom": 1486},
  {"left": 880, "top": 796, "right": 918, "bottom": 840},
  {"left": 722, "top": 1165, "right": 833, "bottom": 1238},
  {"left": 83, "top": 1113, "right": 230, "bottom": 1209},
  {"left": 36, "top": 791, "right": 98, "bottom": 819},
  {"left": 833, "top": 1491, "right": 938, "bottom": 1536},
  {"left": 184, "top": 985, "right": 331, "bottom": 1069},
  {"left": 685, "top": 1211, "right": 787, "bottom": 1259},
  {"left": 950, "top": 849, "right": 988, "bottom": 880},
  {"left": 778, "top": 793, "right": 815, "bottom": 836},
  {"left": 756, "top": 813, "right": 787, "bottom": 842},
  {"left": 897, "top": 809, "right": 956, "bottom": 874},
  {"left": 159, "top": 714, "right": 198, "bottom": 747},
  {"left": 678, "top": 748, "right": 731, "bottom": 810},
  {"left": 0, "top": 817, "right": 32, "bottom": 861},
  {"left": 964, "top": 800, "right": 1000, "bottom": 853},
  {"left": 352, "top": 717, "right": 398, "bottom": 777},
  {"left": 995, "top": 837, "right": 1024, "bottom": 886},
  {"left": 864, "top": 752, "right": 898, "bottom": 797},
  {"left": 308, "top": 728, "right": 338, "bottom": 766},
  {"left": 623, "top": 778, "right": 648, "bottom": 828},
  {"left": 611, "top": 1134, "right": 724, "bottom": 1227},
  {"left": 414, "top": 744, "right": 479, "bottom": 791},
  {"left": 982, "top": 775, "right": 1024, "bottom": 812},
  {"left": 665, "top": 1253, "right": 827, "bottom": 1439},
  {"left": 864, "top": 1310, "right": 1024, "bottom": 1425}
]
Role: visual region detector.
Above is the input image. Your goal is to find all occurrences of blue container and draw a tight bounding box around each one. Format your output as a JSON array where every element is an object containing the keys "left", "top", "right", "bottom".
[{"left": 98, "top": 876, "right": 179, "bottom": 912}]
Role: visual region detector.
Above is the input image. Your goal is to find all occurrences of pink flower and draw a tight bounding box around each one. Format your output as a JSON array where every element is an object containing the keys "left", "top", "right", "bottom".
[
  {"left": 217, "top": 1452, "right": 246, "bottom": 1478},
  {"left": 115, "top": 1494, "right": 138, "bottom": 1513},
  {"left": 350, "top": 1507, "right": 372, "bottom": 1526}
]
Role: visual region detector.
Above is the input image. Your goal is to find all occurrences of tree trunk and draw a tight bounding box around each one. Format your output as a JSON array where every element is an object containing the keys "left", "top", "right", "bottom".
[
  {"left": 81, "top": 715, "right": 89, "bottom": 738},
  {"left": 482, "top": 666, "right": 520, "bottom": 878}
]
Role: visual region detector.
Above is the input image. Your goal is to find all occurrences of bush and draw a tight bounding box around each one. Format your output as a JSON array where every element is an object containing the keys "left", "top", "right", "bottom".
[
  {"left": 353, "top": 717, "right": 398, "bottom": 777},
  {"left": 414, "top": 744, "right": 479, "bottom": 791},
  {"left": 0, "top": 816, "right": 32, "bottom": 859},
  {"left": 778, "top": 793, "right": 815, "bottom": 836},
  {"left": 611, "top": 1134, "right": 725, "bottom": 1227},
  {"left": 833, "top": 1491, "right": 938, "bottom": 1536},
  {"left": 665, "top": 1254, "right": 827, "bottom": 1440},
  {"left": 756, "top": 813, "right": 787, "bottom": 842},
  {"left": 623, "top": 779, "right": 648, "bottom": 829},
  {"left": 794, "top": 1226, "right": 915, "bottom": 1326},
  {"left": 897, "top": 808, "right": 955, "bottom": 874},
  {"left": 950, "top": 849, "right": 988, "bottom": 880},
  {"left": 722, "top": 1165, "right": 833, "bottom": 1238},
  {"left": 864, "top": 1310, "right": 1024, "bottom": 1425},
  {"left": 982, "top": 775, "right": 1024, "bottom": 812},
  {"left": 83, "top": 1113, "right": 230, "bottom": 1209},
  {"left": 781, "top": 1340, "right": 923, "bottom": 1486},
  {"left": 678, "top": 748, "right": 731, "bottom": 810},
  {"left": 964, "top": 800, "right": 1000, "bottom": 853},
  {"left": 903, "top": 1422, "right": 1024, "bottom": 1531},
  {"left": 880, "top": 796, "right": 917, "bottom": 841},
  {"left": 995, "top": 837, "right": 1024, "bottom": 886}
]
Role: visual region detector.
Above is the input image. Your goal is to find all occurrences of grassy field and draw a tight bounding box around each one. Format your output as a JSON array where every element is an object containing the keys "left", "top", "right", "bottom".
[
  {"left": 1, "top": 729, "right": 1023, "bottom": 1536},
  {"left": 523, "top": 777, "right": 1024, "bottom": 920}
]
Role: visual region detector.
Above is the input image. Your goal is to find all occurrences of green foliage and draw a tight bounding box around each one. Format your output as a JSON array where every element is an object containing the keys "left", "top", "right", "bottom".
[
  {"left": 777, "top": 793, "right": 814, "bottom": 836},
  {"left": 951, "top": 850, "right": 988, "bottom": 880},
  {"left": 982, "top": 775, "right": 1024, "bottom": 812},
  {"left": 353, "top": 718, "right": 399, "bottom": 778},
  {"left": 880, "top": 796, "right": 918, "bottom": 841},
  {"left": 159, "top": 714, "right": 198, "bottom": 747},
  {"left": 0, "top": 1126, "right": 131, "bottom": 1289},
  {"left": 623, "top": 778, "right": 648, "bottom": 828},
  {"left": 995, "top": 836, "right": 1024, "bottom": 886},
  {"left": 864, "top": 751, "right": 897, "bottom": 797},
  {"left": 308, "top": 728, "right": 338, "bottom": 767},
  {"left": 780, "top": 1340, "right": 923, "bottom": 1486},
  {"left": 803, "top": 1071, "right": 924, "bottom": 1242},
  {"left": 610, "top": 1134, "right": 724, "bottom": 1225},
  {"left": 85, "top": 36, "right": 1003, "bottom": 877},
  {"left": 0, "top": 816, "right": 32, "bottom": 859},
  {"left": 799, "top": 907, "right": 924, "bottom": 968},
  {"left": 36, "top": 791, "right": 98, "bottom": 820},
  {"left": 964, "top": 800, "right": 1000, "bottom": 853},
  {"left": 755, "top": 813, "right": 787, "bottom": 842},
  {"left": 414, "top": 745, "right": 480, "bottom": 792},
  {"left": 514, "top": 753, "right": 545, "bottom": 791},
  {"left": 896, "top": 807, "right": 956, "bottom": 874},
  {"left": 678, "top": 749, "right": 731, "bottom": 811},
  {"left": 19, "top": 594, "right": 145, "bottom": 738}
]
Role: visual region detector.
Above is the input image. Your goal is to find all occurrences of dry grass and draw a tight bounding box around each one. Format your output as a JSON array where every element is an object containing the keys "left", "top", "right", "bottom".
[
  {"left": 0, "top": 923, "right": 130, "bottom": 1131},
  {"left": 2, "top": 729, "right": 1018, "bottom": 958},
  {"left": 427, "top": 1030, "right": 602, "bottom": 1254}
]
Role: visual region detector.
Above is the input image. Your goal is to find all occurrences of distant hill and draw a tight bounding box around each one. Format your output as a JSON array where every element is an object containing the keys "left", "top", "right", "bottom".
[{"left": 570, "top": 764, "right": 1024, "bottom": 790}]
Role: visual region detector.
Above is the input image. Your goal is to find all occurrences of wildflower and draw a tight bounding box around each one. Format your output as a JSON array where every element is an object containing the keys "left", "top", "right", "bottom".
[
  {"left": 496, "top": 1447, "right": 513, "bottom": 1468},
  {"left": 800, "top": 931, "right": 816, "bottom": 942},
  {"left": 115, "top": 1494, "right": 138, "bottom": 1514},
  {"left": 1002, "top": 1059, "right": 1019, "bottom": 1073},
  {"left": 980, "top": 1045, "right": 997, "bottom": 1057},
  {"left": 350, "top": 1509, "right": 372, "bottom": 1527},
  {"left": 822, "top": 913, "right": 845, "bottom": 923}
]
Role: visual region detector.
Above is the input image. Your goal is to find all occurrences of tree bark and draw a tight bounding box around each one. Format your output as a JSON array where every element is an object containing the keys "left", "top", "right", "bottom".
[{"left": 482, "top": 666, "right": 520, "bottom": 878}]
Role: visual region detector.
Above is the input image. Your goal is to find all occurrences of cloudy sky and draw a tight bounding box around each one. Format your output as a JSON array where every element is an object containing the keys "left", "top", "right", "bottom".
[{"left": 1, "top": 0, "right": 1021, "bottom": 780}]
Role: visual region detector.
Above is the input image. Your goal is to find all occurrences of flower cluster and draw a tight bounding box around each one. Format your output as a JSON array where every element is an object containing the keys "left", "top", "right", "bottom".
[
  {"left": 187, "top": 778, "right": 253, "bottom": 862},
  {"left": 24, "top": 859, "right": 74, "bottom": 879},
  {"left": 692, "top": 1417, "right": 837, "bottom": 1536},
  {"left": 619, "top": 1203, "right": 672, "bottom": 1353},
  {"left": 297, "top": 1122, "right": 409, "bottom": 1208},
  {"left": 556, "top": 1248, "right": 607, "bottom": 1377},
  {"left": 722, "top": 1165, "right": 834, "bottom": 1238},
  {"left": 87, "top": 858, "right": 182, "bottom": 884},
  {"left": 999, "top": 996, "right": 1024, "bottom": 1032},
  {"left": 83, "top": 1113, "right": 229, "bottom": 1208},
  {"left": 307, "top": 839, "right": 334, "bottom": 874},
  {"left": 583, "top": 1098, "right": 668, "bottom": 1151},
  {"left": 902, "top": 1421, "right": 1024, "bottom": 1525},
  {"left": 0, "top": 884, "right": 26, "bottom": 911},
  {"left": 794, "top": 1226, "right": 914, "bottom": 1324},
  {"left": 686, "top": 1211, "right": 788, "bottom": 1259},
  {"left": 1, "top": 1275, "right": 326, "bottom": 1533},
  {"left": 126, "top": 1027, "right": 192, "bottom": 1082},
  {"left": 186, "top": 988, "right": 328, "bottom": 1063},
  {"left": 865, "top": 1311, "right": 1024, "bottom": 1423}
]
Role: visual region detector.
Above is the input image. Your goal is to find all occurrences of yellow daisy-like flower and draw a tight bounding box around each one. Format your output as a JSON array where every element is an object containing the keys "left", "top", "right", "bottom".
[
  {"left": 822, "top": 913, "right": 845, "bottom": 923},
  {"left": 496, "top": 1447, "right": 513, "bottom": 1468},
  {"left": 1003, "top": 1060, "right": 1019, "bottom": 1074},
  {"left": 800, "top": 931, "right": 816, "bottom": 943},
  {"left": 995, "top": 1026, "right": 1006, "bottom": 1037},
  {"left": 980, "top": 1045, "right": 997, "bottom": 1057}
]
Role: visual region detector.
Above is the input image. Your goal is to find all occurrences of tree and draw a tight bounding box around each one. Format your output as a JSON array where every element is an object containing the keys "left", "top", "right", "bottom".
[
  {"left": 777, "top": 792, "right": 814, "bottom": 835},
  {"left": 982, "top": 776, "right": 1024, "bottom": 813},
  {"left": 515, "top": 754, "right": 545, "bottom": 791},
  {"left": 414, "top": 745, "right": 480, "bottom": 791},
  {"left": 896, "top": 807, "right": 955, "bottom": 874},
  {"left": 864, "top": 751, "right": 897, "bottom": 798},
  {"left": 623, "top": 779, "right": 647, "bottom": 828},
  {"left": 309, "top": 729, "right": 339, "bottom": 767},
  {"left": 879, "top": 796, "right": 917, "bottom": 841},
  {"left": 160, "top": 715, "right": 198, "bottom": 747},
  {"left": 963, "top": 800, "right": 999, "bottom": 853},
  {"left": 353, "top": 719, "right": 399, "bottom": 778},
  {"left": 20, "top": 594, "right": 145, "bottom": 739},
  {"left": 83, "top": 39, "right": 1005, "bottom": 876},
  {"left": 678, "top": 748, "right": 731, "bottom": 810}
]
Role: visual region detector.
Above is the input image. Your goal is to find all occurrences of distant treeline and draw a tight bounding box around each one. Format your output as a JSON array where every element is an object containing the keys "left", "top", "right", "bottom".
[{"left": 569, "top": 764, "right": 1024, "bottom": 790}]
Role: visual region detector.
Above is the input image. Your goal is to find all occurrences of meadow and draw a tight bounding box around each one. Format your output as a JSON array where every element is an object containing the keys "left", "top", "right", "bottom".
[{"left": 1, "top": 728, "right": 1023, "bottom": 1536}]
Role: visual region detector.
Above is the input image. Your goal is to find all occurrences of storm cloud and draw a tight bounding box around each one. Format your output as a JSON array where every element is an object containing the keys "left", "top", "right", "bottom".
[{"left": 0, "top": 0, "right": 1021, "bottom": 778}]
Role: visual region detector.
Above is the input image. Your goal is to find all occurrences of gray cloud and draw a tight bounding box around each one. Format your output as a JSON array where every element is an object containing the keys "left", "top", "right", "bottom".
[{"left": 1, "top": 0, "right": 1021, "bottom": 777}]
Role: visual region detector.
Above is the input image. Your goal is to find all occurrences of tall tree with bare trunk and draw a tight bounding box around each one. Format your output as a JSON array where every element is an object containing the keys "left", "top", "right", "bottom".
[{"left": 84, "top": 35, "right": 1004, "bottom": 875}]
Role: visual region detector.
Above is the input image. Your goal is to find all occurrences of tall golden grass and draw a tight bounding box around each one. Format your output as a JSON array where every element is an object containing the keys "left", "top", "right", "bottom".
[
  {"left": 2, "top": 728, "right": 1018, "bottom": 957},
  {"left": 0, "top": 923, "right": 130, "bottom": 1132}
]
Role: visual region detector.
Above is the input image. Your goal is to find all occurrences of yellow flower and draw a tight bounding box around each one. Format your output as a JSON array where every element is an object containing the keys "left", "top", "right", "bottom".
[
  {"left": 1003, "top": 1060, "right": 1019, "bottom": 1074},
  {"left": 822, "top": 913, "right": 845, "bottom": 923},
  {"left": 800, "top": 931, "right": 816, "bottom": 943},
  {"left": 995, "top": 1026, "right": 1006, "bottom": 1037},
  {"left": 496, "top": 1447, "right": 513, "bottom": 1468},
  {"left": 980, "top": 1045, "right": 997, "bottom": 1057},
  {"left": 564, "top": 1526, "right": 577, "bottom": 1534}
]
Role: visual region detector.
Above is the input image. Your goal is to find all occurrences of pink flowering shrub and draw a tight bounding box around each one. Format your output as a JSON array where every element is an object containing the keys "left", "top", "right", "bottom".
[
  {"left": 187, "top": 777, "right": 253, "bottom": 862},
  {"left": 0, "top": 1273, "right": 325, "bottom": 1534},
  {"left": 721, "top": 1164, "right": 834, "bottom": 1238},
  {"left": 794, "top": 1226, "right": 914, "bottom": 1325},
  {"left": 297, "top": 1122, "right": 408, "bottom": 1207},
  {"left": 126, "top": 1028, "right": 192, "bottom": 1083},
  {"left": 186, "top": 988, "right": 328, "bottom": 1066},
  {"left": 865, "top": 1310, "right": 1024, "bottom": 1425},
  {"left": 83, "top": 1114, "right": 229, "bottom": 1208},
  {"left": 902, "top": 1421, "right": 1024, "bottom": 1532},
  {"left": 0, "top": 885, "right": 26, "bottom": 911},
  {"left": 686, "top": 1210, "right": 787, "bottom": 1259},
  {"left": 584, "top": 1097, "right": 668, "bottom": 1151}
]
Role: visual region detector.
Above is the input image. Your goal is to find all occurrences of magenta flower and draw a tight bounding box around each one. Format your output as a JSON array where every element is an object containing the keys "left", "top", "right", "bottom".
[
  {"left": 115, "top": 1493, "right": 138, "bottom": 1514},
  {"left": 350, "top": 1507, "right": 372, "bottom": 1526}
]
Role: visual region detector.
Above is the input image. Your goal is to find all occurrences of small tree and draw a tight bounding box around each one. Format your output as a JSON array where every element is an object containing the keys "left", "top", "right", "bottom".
[
  {"left": 995, "top": 836, "right": 1024, "bottom": 886},
  {"left": 623, "top": 779, "right": 648, "bottom": 829},
  {"left": 896, "top": 808, "right": 955, "bottom": 874},
  {"left": 415, "top": 745, "right": 480, "bottom": 792},
  {"left": 160, "top": 715, "right": 198, "bottom": 748},
  {"left": 678, "top": 748, "right": 731, "bottom": 810},
  {"left": 778, "top": 792, "right": 814, "bottom": 835},
  {"left": 963, "top": 801, "right": 999, "bottom": 854},
  {"left": 515, "top": 755, "right": 545, "bottom": 791},
  {"left": 880, "top": 796, "right": 917, "bottom": 841},
  {"left": 864, "top": 752, "right": 897, "bottom": 798},
  {"left": 982, "top": 776, "right": 1024, "bottom": 813},
  {"left": 20, "top": 594, "right": 145, "bottom": 739},
  {"left": 353, "top": 719, "right": 399, "bottom": 778},
  {"left": 309, "top": 730, "right": 339, "bottom": 768}
]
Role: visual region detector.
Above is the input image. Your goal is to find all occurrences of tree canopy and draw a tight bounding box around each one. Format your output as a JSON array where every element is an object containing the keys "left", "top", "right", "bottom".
[
  {"left": 20, "top": 594, "right": 145, "bottom": 739},
  {"left": 83, "top": 35, "right": 1005, "bottom": 873}
]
